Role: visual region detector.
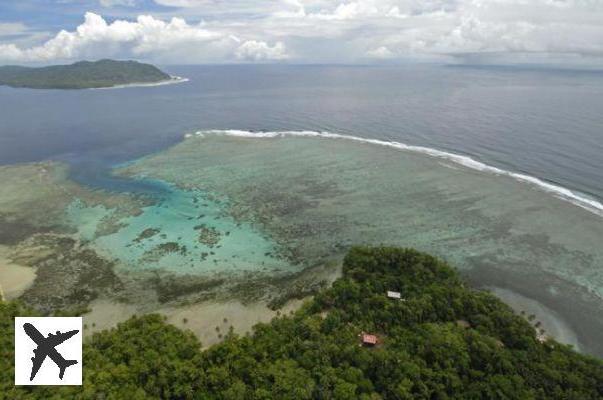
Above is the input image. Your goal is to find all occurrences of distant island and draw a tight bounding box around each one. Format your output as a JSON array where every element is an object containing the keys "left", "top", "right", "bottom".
[{"left": 0, "top": 59, "right": 179, "bottom": 89}]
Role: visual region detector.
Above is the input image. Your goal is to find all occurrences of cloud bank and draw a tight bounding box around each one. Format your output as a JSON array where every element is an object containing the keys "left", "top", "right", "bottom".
[
  {"left": 1, "top": 0, "right": 603, "bottom": 65},
  {"left": 0, "top": 12, "right": 287, "bottom": 63}
]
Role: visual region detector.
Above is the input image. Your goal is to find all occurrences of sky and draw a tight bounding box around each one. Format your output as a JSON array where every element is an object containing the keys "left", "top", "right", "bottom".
[{"left": 0, "top": 0, "right": 602, "bottom": 66}]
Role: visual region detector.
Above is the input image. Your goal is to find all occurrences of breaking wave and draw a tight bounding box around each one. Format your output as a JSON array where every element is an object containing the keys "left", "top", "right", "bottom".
[
  {"left": 187, "top": 129, "right": 603, "bottom": 217},
  {"left": 94, "top": 76, "right": 189, "bottom": 90}
]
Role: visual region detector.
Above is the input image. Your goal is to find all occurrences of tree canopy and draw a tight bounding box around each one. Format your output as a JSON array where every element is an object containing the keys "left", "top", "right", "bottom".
[
  {"left": 0, "top": 60, "right": 171, "bottom": 89},
  {"left": 2, "top": 246, "right": 602, "bottom": 399}
]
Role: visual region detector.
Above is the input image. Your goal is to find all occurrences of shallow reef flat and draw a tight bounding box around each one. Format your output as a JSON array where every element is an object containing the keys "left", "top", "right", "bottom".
[
  {"left": 118, "top": 132, "right": 603, "bottom": 357},
  {"left": 0, "top": 162, "right": 145, "bottom": 244},
  {"left": 0, "top": 161, "right": 327, "bottom": 319},
  {"left": 0, "top": 162, "right": 148, "bottom": 312}
]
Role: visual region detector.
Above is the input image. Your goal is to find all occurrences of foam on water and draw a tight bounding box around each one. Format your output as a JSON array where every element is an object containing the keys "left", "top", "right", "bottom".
[
  {"left": 93, "top": 76, "right": 189, "bottom": 90},
  {"left": 191, "top": 129, "right": 603, "bottom": 218}
]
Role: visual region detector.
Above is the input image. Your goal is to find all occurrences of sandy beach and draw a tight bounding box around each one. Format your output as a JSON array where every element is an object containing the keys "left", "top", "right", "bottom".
[
  {"left": 0, "top": 245, "right": 36, "bottom": 300},
  {"left": 84, "top": 297, "right": 306, "bottom": 347},
  {"left": 489, "top": 286, "right": 580, "bottom": 350}
]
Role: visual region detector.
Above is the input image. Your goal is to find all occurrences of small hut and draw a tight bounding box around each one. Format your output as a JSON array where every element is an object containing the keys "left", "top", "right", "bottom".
[
  {"left": 387, "top": 291, "right": 401, "bottom": 299},
  {"left": 361, "top": 333, "right": 378, "bottom": 346},
  {"left": 456, "top": 320, "right": 471, "bottom": 329}
]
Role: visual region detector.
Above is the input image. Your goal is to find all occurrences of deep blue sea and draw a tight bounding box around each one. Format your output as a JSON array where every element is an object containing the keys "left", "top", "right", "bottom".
[{"left": 1, "top": 64, "right": 602, "bottom": 204}]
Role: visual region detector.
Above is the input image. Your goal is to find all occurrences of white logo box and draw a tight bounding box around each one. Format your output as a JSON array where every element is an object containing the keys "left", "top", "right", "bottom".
[{"left": 14, "top": 317, "right": 82, "bottom": 386}]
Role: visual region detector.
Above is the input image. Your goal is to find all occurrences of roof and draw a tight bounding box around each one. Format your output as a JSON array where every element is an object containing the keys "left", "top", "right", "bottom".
[
  {"left": 456, "top": 320, "right": 471, "bottom": 329},
  {"left": 362, "top": 334, "right": 378, "bottom": 344},
  {"left": 387, "top": 291, "right": 401, "bottom": 298}
]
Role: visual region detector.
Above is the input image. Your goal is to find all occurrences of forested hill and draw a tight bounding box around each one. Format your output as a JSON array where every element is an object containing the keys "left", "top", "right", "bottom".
[
  {"left": 0, "top": 59, "right": 172, "bottom": 89},
  {"left": 2, "top": 247, "right": 602, "bottom": 399}
]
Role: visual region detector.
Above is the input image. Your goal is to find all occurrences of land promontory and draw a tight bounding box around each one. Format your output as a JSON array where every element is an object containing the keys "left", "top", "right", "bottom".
[{"left": 0, "top": 59, "right": 173, "bottom": 89}]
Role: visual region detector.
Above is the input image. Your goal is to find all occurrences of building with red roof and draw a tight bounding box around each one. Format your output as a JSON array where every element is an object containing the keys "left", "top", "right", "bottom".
[{"left": 361, "top": 333, "right": 378, "bottom": 346}]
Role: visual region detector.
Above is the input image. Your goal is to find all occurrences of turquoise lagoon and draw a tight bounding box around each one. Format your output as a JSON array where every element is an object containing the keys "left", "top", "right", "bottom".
[{"left": 67, "top": 179, "right": 294, "bottom": 275}]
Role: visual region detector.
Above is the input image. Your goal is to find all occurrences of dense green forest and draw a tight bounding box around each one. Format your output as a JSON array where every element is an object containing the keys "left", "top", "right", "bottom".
[
  {"left": 2, "top": 247, "right": 602, "bottom": 399},
  {"left": 0, "top": 59, "right": 171, "bottom": 89}
]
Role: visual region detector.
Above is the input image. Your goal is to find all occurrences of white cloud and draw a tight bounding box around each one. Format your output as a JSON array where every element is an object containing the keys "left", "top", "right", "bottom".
[
  {"left": 2, "top": 0, "right": 603, "bottom": 65},
  {"left": 154, "top": 0, "right": 206, "bottom": 6},
  {"left": 99, "top": 0, "right": 136, "bottom": 7},
  {"left": 235, "top": 40, "right": 289, "bottom": 61},
  {"left": 0, "top": 12, "right": 234, "bottom": 63},
  {"left": 324, "top": 1, "right": 381, "bottom": 20},
  {"left": 0, "top": 12, "right": 289, "bottom": 64},
  {"left": 366, "top": 1, "right": 603, "bottom": 58},
  {"left": 153, "top": 0, "right": 281, "bottom": 15},
  {"left": 264, "top": 0, "right": 603, "bottom": 63},
  {"left": 367, "top": 45, "right": 394, "bottom": 58}
]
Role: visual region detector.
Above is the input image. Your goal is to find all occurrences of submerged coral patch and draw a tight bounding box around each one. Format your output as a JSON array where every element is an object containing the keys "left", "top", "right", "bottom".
[
  {"left": 67, "top": 180, "right": 295, "bottom": 275},
  {"left": 133, "top": 228, "right": 161, "bottom": 243}
]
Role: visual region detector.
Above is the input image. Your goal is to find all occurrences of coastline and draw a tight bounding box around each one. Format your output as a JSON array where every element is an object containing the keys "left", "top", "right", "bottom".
[
  {"left": 489, "top": 286, "right": 580, "bottom": 350},
  {"left": 94, "top": 76, "right": 189, "bottom": 90},
  {"left": 0, "top": 246, "right": 36, "bottom": 301},
  {"left": 83, "top": 297, "right": 306, "bottom": 347}
]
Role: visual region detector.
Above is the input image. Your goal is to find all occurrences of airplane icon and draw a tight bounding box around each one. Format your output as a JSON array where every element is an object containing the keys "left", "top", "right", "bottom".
[{"left": 23, "top": 323, "right": 79, "bottom": 381}]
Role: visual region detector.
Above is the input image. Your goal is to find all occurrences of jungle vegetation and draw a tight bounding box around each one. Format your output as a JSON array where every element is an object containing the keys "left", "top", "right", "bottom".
[
  {"left": 0, "top": 59, "right": 171, "bottom": 89},
  {"left": 1, "top": 246, "right": 602, "bottom": 399}
]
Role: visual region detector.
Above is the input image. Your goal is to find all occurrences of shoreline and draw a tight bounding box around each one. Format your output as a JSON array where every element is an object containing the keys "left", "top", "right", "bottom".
[
  {"left": 0, "top": 246, "right": 36, "bottom": 301},
  {"left": 488, "top": 286, "right": 581, "bottom": 350},
  {"left": 94, "top": 76, "right": 189, "bottom": 90},
  {"left": 83, "top": 297, "right": 306, "bottom": 347},
  {"left": 79, "top": 285, "right": 580, "bottom": 351},
  {"left": 0, "top": 77, "right": 189, "bottom": 91}
]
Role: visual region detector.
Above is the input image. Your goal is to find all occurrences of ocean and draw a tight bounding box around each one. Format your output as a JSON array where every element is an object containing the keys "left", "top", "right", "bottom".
[
  {"left": 1, "top": 64, "right": 603, "bottom": 355},
  {"left": 1, "top": 64, "right": 602, "bottom": 202}
]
